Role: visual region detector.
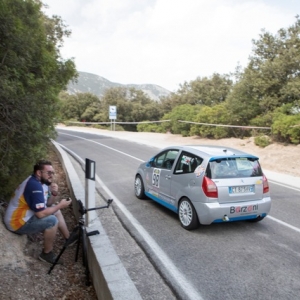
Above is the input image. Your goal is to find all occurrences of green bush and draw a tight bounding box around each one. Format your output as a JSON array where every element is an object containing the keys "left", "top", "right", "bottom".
[
  {"left": 65, "top": 119, "right": 83, "bottom": 126},
  {"left": 137, "top": 122, "right": 165, "bottom": 133},
  {"left": 160, "top": 104, "right": 199, "bottom": 136},
  {"left": 114, "top": 124, "right": 126, "bottom": 131},
  {"left": 94, "top": 124, "right": 125, "bottom": 131},
  {"left": 254, "top": 135, "right": 272, "bottom": 148},
  {"left": 190, "top": 104, "right": 230, "bottom": 139},
  {"left": 94, "top": 124, "right": 111, "bottom": 130},
  {"left": 272, "top": 106, "right": 300, "bottom": 144}
]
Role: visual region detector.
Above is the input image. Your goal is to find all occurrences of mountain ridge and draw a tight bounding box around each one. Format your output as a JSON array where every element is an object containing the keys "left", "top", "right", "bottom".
[{"left": 67, "top": 71, "right": 171, "bottom": 101}]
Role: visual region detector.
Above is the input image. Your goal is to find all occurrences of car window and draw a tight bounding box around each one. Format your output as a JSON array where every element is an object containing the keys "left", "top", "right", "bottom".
[
  {"left": 175, "top": 152, "right": 203, "bottom": 174},
  {"left": 208, "top": 157, "right": 263, "bottom": 179},
  {"left": 152, "top": 150, "right": 179, "bottom": 169}
]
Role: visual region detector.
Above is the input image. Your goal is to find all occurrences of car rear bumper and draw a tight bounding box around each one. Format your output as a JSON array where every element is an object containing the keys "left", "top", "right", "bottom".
[{"left": 193, "top": 197, "right": 271, "bottom": 225}]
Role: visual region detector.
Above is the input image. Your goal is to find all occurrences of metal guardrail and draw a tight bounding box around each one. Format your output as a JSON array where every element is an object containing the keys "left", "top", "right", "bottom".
[
  {"left": 177, "top": 120, "right": 271, "bottom": 129},
  {"left": 66, "top": 120, "right": 272, "bottom": 130}
]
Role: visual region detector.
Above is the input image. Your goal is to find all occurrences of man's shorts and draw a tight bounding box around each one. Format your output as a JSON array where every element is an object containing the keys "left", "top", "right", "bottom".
[{"left": 15, "top": 215, "right": 58, "bottom": 235}]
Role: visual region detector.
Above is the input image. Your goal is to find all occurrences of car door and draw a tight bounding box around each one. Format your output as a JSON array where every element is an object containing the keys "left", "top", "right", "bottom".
[
  {"left": 146, "top": 149, "right": 179, "bottom": 210},
  {"left": 171, "top": 151, "right": 204, "bottom": 204}
]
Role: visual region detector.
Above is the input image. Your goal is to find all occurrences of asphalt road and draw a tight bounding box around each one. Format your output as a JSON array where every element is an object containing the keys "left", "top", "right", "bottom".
[{"left": 56, "top": 129, "right": 300, "bottom": 300}]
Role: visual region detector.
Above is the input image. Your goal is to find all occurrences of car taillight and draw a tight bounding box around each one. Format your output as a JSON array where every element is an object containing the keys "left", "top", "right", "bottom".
[
  {"left": 263, "top": 174, "right": 269, "bottom": 193},
  {"left": 202, "top": 176, "right": 218, "bottom": 198}
]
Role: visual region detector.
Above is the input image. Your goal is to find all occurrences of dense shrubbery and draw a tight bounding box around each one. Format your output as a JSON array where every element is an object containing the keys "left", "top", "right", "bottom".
[
  {"left": 272, "top": 107, "right": 300, "bottom": 144},
  {"left": 254, "top": 136, "right": 272, "bottom": 148},
  {"left": 189, "top": 104, "right": 231, "bottom": 139},
  {"left": 0, "top": 0, "right": 76, "bottom": 199},
  {"left": 136, "top": 122, "right": 165, "bottom": 133}
]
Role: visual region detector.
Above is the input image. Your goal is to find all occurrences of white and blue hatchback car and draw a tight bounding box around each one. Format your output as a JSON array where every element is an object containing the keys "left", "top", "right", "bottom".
[{"left": 134, "top": 145, "right": 271, "bottom": 230}]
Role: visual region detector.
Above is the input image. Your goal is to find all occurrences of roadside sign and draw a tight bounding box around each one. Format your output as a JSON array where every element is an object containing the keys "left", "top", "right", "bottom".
[{"left": 109, "top": 106, "right": 117, "bottom": 120}]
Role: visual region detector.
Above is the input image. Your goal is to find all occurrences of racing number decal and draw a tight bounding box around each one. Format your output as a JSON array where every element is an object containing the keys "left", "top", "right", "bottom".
[{"left": 152, "top": 168, "right": 161, "bottom": 188}]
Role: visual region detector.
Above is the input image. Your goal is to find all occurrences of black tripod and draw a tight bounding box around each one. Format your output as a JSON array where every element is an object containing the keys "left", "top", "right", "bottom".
[{"left": 48, "top": 198, "right": 113, "bottom": 286}]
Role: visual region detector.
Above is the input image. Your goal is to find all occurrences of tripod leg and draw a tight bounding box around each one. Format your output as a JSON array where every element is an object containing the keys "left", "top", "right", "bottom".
[
  {"left": 75, "top": 225, "right": 82, "bottom": 262},
  {"left": 65, "top": 225, "right": 80, "bottom": 247},
  {"left": 48, "top": 225, "right": 80, "bottom": 275},
  {"left": 48, "top": 245, "right": 67, "bottom": 274},
  {"left": 82, "top": 227, "right": 90, "bottom": 286}
]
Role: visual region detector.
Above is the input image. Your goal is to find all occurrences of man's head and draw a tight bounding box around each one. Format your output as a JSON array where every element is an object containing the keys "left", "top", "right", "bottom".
[{"left": 33, "top": 160, "right": 55, "bottom": 186}]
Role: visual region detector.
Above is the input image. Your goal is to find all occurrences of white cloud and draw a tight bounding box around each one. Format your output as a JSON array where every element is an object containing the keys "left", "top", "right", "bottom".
[{"left": 43, "top": 0, "right": 300, "bottom": 91}]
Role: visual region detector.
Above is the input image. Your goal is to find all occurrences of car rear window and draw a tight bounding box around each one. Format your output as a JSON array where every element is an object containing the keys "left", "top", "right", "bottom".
[{"left": 208, "top": 157, "right": 263, "bottom": 179}]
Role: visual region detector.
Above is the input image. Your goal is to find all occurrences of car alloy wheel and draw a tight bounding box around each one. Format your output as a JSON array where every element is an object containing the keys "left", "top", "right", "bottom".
[
  {"left": 178, "top": 198, "right": 199, "bottom": 230},
  {"left": 134, "top": 175, "right": 145, "bottom": 199}
]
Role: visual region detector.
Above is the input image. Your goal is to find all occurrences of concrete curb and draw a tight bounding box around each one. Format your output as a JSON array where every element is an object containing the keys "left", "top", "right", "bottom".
[
  {"left": 263, "top": 169, "right": 300, "bottom": 190},
  {"left": 52, "top": 140, "right": 142, "bottom": 300}
]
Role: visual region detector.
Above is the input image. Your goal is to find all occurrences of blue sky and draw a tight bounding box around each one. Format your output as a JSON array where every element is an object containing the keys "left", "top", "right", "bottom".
[{"left": 43, "top": 0, "right": 300, "bottom": 91}]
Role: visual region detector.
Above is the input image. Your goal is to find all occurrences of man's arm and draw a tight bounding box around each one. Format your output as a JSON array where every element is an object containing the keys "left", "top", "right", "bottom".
[
  {"left": 35, "top": 198, "right": 71, "bottom": 218},
  {"left": 24, "top": 177, "right": 71, "bottom": 218},
  {"left": 47, "top": 183, "right": 59, "bottom": 206}
]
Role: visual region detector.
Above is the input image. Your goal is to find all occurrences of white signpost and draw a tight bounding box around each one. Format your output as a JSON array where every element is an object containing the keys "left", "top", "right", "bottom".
[
  {"left": 109, "top": 105, "right": 117, "bottom": 131},
  {"left": 85, "top": 158, "right": 95, "bottom": 227}
]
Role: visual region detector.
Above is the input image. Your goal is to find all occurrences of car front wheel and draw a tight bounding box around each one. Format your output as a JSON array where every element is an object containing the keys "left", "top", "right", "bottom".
[
  {"left": 134, "top": 175, "right": 146, "bottom": 199},
  {"left": 178, "top": 198, "right": 199, "bottom": 230}
]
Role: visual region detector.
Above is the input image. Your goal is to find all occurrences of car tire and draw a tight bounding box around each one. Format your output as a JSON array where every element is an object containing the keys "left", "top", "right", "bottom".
[
  {"left": 178, "top": 198, "right": 199, "bottom": 230},
  {"left": 247, "top": 216, "right": 265, "bottom": 222},
  {"left": 134, "top": 174, "right": 146, "bottom": 199}
]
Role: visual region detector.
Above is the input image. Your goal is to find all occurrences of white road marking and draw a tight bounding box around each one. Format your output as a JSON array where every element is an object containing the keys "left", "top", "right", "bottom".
[
  {"left": 60, "top": 132, "right": 144, "bottom": 162},
  {"left": 268, "top": 180, "right": 300, "bottom": 192},
  {"left": 266, "top": 215, "right": 300, "bottom": 233}
]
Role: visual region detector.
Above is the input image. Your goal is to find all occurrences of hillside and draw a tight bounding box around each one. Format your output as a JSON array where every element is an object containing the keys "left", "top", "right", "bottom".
[{"left": 67, "top": 71, "right": 171, "bottom": 101}]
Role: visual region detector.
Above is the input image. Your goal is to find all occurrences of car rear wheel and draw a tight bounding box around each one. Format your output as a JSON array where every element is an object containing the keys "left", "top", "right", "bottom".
[
  {"left": 178, "top": 198, "right": 199, "bottom": 230},
  {"left": 247, "top": 216, "right": 265, "bottom": 222},
  {"left": 134, "top": 175, "right": 146, "bottom": 199}
]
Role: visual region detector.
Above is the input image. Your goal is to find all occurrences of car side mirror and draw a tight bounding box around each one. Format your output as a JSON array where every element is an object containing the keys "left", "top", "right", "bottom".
[{"left": 146, "top": 157, "right": 154, "bottom": 167}]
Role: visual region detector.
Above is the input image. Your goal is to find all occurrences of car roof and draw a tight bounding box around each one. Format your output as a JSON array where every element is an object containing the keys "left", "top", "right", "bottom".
[{"left": 163, "top": 145, "right": 259, "bottom": 159}]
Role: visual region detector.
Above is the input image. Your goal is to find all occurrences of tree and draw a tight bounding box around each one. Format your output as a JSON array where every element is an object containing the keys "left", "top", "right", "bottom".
[
  {"left": 190, "top": 103, "right": 231, "bottom": 138},
  {"left": 272, "top": 104, "right": 300, "bottom": 144},
  {"left": 227, "top": 16, "right": 300, "bottom": 119},
  {"left": 160, "top": 73, "right": 232, "bottom": 111},
  {"left": 60, "top": 92, "right": 100, "bottom": 121},
  {"left": 0, "top": 0, "right": 77, "bottom": 199},
  {"left": 97, "top": 87, "right": 161, "bottom": 131},
  {"left": 225, "top": 79, "right": 262, "bottom": 126},
  {"left": 159, "top": 104, "right": 200, "bottom": 136}
]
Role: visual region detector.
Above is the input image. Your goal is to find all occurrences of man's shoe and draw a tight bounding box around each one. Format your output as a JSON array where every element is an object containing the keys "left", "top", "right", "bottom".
[
  {"left": 39, "top": 251, "right": 63, "bottom": 265},
  {"left": 65, "top": 232, "right": 79, "bottom": 247}
]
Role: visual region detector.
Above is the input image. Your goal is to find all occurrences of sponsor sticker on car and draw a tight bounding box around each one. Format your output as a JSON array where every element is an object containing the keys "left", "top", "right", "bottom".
[
  {"left": 194, "top": 165, "right": 205, "bottom": 177},
  {"left": 230, "top": 204, "right": 258, "bottom": 214},
  {"left": 152, "top": 168, "right": 161, "bottom": 188}
]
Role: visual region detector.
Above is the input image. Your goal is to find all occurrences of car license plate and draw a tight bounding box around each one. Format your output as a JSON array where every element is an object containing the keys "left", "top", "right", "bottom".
[{"left": 229, "top": 185, "right": 254, "bottom": 194}]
